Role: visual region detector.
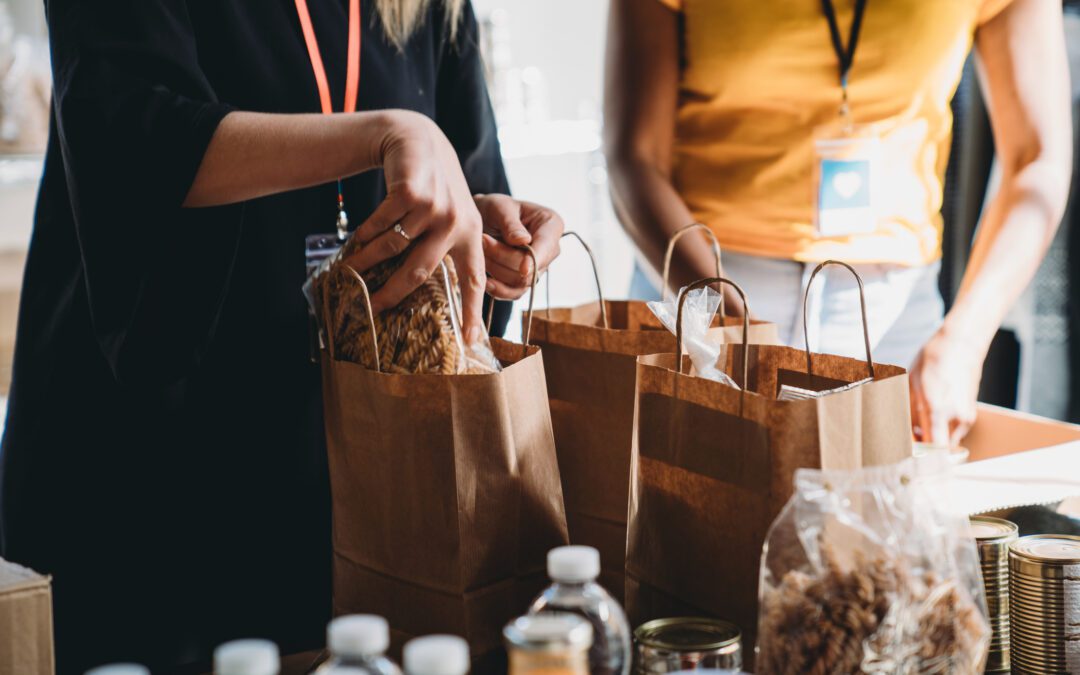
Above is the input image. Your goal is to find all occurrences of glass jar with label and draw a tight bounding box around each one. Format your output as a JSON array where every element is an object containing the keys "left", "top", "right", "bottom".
[{"left": 505, "top": 613, "right": 593, "bottom": 675}]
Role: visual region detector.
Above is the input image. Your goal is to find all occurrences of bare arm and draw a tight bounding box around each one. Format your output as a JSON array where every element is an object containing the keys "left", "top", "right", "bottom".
[
  {"left": 910, "top": 0, "right": 1072, "bottom": 444},
  {"left": 955, "top": 0, "right": 1071, "bottom": 346},
  {"left": 185, "top": 110, "right": 397, "bottom": 207},
  {"left": 603, "top": 0, "right": 738, "bottom": 305},
  {"left": 185, "top": 108, "right": 488, "bottom": 340}
]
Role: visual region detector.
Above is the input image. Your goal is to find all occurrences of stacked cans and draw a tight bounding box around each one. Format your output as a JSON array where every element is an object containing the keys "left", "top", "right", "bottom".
[
  {"left": 1009, "top": 534, "right": 1080, "bottom": 674},
  {"left": 971, "top": 516, "right": 1018, "bottom": 673}
]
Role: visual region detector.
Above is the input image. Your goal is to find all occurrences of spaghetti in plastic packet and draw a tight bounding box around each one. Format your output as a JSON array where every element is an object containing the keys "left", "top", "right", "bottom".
[
  {"left": 757, "top": 453, "right": 990, "bottom": 674},
  {"left": 647, "top": 284, "right": 739, "bottom": 388},
  {"left": 303, "top": 232, "right": 501, "bottom": 375}
]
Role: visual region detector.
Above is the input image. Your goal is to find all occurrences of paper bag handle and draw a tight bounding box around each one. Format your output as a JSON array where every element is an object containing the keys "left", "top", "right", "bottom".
[
  {"left": 662, "top": 223, "right": 722, "bottom": 301},
  {"left": 486, "top": 245, "right": 540, "bottom": 351},
  {"left": 544, "top": 231, "right": 609, "bottom": 329},
  {"left": 801, "top": 260, "right": 875, "bottom": 379},
  {"left": 675, "top": 276, "right": 750, "bottom": 388},
  {"left": 322, "top": 264, "right": 380, "bottom": 371}
]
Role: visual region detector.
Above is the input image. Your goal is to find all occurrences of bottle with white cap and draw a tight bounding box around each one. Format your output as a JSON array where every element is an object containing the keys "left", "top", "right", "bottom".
[
  {"left": 84, "top": 665, "right": 151, "bottom": 675},
  {"left": 529, "top": 546, "right": 631, "bottom": 675},
  {"left": 314, "top": 615, "right": 402, "bottom": 675},
  {"left": 402, "top": 635, "right": 470, "bottom": 675},
  {"left": 214, "top": 639, "right": 280, "bottom": 675}
]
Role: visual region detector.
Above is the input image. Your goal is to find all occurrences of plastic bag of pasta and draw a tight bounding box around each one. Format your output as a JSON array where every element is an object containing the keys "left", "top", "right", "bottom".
[
  {"left": 756, "top": 453, "right": 990, "bottom": 674},
  {"left": 304, "top": 231, "right": 500, "bottom": 374}
]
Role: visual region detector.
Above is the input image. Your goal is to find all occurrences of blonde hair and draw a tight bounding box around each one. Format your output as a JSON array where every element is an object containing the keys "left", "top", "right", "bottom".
[{"left": 375, "top": 0, "right": 465, "bottom": 49}]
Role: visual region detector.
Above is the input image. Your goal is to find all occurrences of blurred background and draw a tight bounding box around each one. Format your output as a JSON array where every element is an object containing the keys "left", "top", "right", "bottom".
[{"left": 0, "top": 0, "right": 1079, "bottom": 429}]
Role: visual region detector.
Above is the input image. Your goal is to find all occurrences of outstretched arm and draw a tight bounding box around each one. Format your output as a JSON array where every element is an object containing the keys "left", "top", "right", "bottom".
[{"left": 910, "top": 0, "right": 1072, "bottom": 445}]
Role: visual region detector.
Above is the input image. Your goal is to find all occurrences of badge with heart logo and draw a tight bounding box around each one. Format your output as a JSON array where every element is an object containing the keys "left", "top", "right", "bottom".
[
  {"left": 813, "top": 125, "right": 881, "bottom": 237},
  {"left": 832, "top": 171, "right": 863, "bottom": 200}
]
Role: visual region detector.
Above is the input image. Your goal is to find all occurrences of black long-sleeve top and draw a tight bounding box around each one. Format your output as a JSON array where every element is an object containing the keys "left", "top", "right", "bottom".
[{"left": 0, "top": 1, "right": 510, "bottom": 672}]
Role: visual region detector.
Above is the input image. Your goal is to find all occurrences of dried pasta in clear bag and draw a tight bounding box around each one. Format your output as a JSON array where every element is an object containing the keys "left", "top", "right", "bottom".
[
  {"left": 757, "top": 453, "right": 990, "bottom": 674},
  {"left": 304, "top": 231, "right": 501, "bottom": 374}
]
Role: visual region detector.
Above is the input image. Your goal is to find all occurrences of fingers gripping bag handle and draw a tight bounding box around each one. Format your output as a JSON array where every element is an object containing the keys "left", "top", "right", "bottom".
[{"left": 486, "top": 244, "right": 540, "bottom": 358}]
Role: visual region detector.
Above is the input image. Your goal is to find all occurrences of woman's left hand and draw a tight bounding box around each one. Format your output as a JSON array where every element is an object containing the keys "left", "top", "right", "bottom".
[
  {"left": 909, "top": 328, "right": 986, "bottom": 448},
  {"left": 475, "top": 194, "right": 564, "bottom": 299}
]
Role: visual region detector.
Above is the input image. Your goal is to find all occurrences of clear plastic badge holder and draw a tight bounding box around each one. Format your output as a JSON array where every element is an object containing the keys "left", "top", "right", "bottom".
[
  {"left": 304, "top": 233, "right": 346, "bottom": 362},
  {"left": 303, "top": 232, "right": 501, "bottom": 374},
  {"left": 648, "top": 284, "right": 739, "bottom": 389},
  {"left": 813, "top": 121, "right": 882, "bottom": 238}
]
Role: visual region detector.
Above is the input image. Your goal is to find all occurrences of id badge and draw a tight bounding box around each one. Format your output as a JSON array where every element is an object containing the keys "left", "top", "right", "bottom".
[{"left": 813, "top": 123, "right": 881, "bottom": 237}]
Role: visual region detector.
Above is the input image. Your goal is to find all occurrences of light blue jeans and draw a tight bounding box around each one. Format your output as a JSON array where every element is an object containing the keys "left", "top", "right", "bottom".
[{"left": 631, "top": 252, "right": 945, "bottom": 369}]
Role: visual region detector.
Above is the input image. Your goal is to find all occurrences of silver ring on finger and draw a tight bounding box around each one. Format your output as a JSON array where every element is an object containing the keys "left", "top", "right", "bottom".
[{"left": 392, "top": 223, "right": 411, "bottom": 243}]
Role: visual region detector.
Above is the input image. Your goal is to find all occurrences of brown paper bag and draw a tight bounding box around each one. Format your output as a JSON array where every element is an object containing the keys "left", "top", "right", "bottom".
[
  {"left": 321, "top": 256, "right": 568, "bottom": 672},
  {"left": 625, "top": 264, "right": 913, "bottom": 649},
  {"left": 530, "top": 229, "right": 778, "bottom": 601}
]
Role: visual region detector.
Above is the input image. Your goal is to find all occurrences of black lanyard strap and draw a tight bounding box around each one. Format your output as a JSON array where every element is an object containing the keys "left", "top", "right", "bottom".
[{"left": 821, "top": 0, "right": 868, "bottom": 89}]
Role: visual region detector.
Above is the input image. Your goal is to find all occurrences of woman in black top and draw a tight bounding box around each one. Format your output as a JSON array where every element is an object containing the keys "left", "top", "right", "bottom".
[{"left": 0, "top": 1, "right": 562, "bottom": 672}]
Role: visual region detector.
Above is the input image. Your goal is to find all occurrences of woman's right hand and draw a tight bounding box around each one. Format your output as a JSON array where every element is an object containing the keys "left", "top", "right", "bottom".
[{"left": 342, "top": 111, "right": 487, "bottom": 344}]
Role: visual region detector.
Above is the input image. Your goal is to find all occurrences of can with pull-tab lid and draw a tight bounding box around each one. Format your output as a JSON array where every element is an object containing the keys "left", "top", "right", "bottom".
[{"left": 632, "top": 618, "right": 741, "bottom": 674}]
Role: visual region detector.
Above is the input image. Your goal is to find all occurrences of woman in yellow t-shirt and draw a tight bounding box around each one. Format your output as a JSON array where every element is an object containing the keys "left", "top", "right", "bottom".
[{"left": 605, "top": 0, "right": 1071, "bottom": 445}]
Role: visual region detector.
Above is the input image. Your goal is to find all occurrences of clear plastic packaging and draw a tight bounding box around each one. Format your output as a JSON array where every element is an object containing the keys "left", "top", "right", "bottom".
[
  {"left": 313, "top": 615, "right": 403, "bottom": 675},
  {"left": 529, "top": 546, "right": 632, "bottom": 675},
  {"left": 757, "top": 453, "right": 990, "bottom": 674},
  {"left": 647, "top": 285, "right": 738, "bottom": 388},
  {"left": 303, "top": 232, "right": 500, "bottom": 374}
]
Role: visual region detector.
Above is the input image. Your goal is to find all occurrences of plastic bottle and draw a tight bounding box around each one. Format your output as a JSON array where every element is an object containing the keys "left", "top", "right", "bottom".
[
  {"left": 85, "top": 665, "right": 151, "bottom": 675},
  {"left": 402, "top": 635, "right": 470, "bottom": 675},
  {"left": 313, "top": 615, "right": 402, "bottom": 675},
  {"left": 214, "top": 639, "right": 280, "bottom": 675},
  {"left": 529, "top": 546, "right": 631, "bottom": 675}
]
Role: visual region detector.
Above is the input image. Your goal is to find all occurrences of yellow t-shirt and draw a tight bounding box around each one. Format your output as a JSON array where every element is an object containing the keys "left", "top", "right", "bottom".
[{"left": 655, "top": 0, "right": 1014, "bottom": 265}]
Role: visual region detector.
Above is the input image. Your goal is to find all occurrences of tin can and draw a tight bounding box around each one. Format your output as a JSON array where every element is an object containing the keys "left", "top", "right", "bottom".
[
  {"left": 1008, "top": 534, "right": 1080, "bottom": 674},
  {"left": 633, "top": 618, "right": 742, "bottom": 674},
  {"left": 505, "top": 613, "right": 593, "bottom": 675},
  {"left": 971, "top": 516, "right": 1018, "bottom": 673}
]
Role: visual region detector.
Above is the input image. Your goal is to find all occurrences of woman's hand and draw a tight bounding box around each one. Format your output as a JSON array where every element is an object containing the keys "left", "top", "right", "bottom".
[
  {"left": 909, "top": 328, "right": 985, "bottom": 447},
  {"left": 475, "top": 194, "right": 564, "bottom": 300},
  {"left": 342, "top": 111, "right": 487, "bottom": 343}
]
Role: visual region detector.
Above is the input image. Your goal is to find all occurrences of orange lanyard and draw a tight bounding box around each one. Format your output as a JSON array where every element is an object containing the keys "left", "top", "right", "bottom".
[{"left": 294, "top": 0, "right": 362, "bottom": 238}]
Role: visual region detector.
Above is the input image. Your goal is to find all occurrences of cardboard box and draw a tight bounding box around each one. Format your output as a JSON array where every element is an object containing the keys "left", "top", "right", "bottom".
[
  {"left": 953, "top": 403, "right": 1080, "bottom": 515},
  {"left": 0, "top": 557, "right": 54, "bottom": 675}
]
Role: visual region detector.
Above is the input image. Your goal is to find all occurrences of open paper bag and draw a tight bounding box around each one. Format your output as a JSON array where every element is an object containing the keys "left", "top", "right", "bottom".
[
  {"left": 320, "top": 251, "right": 568, "bottom": 672},
  {"left": 625, "top": 263, "right": 913, "bottom": 649},
  {"left": 529, "top": 226, "right": 778, "bottom": 599}
]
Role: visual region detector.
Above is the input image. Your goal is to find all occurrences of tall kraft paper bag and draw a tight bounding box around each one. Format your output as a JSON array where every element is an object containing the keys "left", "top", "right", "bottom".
[
  {"left": 625, "top": 265, "right": 912, "bottom": 652},
  {"left": 321, "top": 258, "right": 568, "bottom": 673},
  {"left": 530, "top": 229, "right": 778, "bottom": 600}
]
